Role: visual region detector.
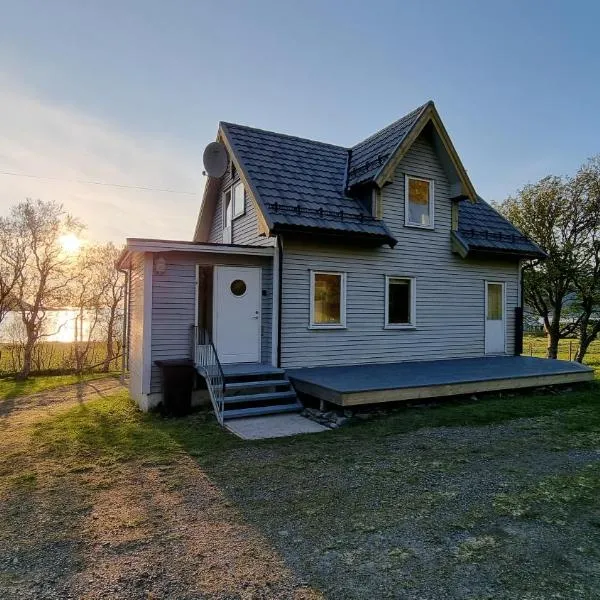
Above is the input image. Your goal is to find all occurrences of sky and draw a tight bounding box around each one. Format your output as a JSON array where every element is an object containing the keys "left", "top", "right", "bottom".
[{"left": 0, "top": 0, "right": 598, "bottom": 244}]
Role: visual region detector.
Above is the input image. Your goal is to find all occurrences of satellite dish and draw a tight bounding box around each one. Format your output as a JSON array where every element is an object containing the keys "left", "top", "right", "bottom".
[{"left": 203, "top": 141, "right": 228, "bottom": 178}]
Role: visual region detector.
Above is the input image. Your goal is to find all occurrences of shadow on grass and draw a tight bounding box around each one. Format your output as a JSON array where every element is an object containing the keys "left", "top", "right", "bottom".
[{"left": 8, "top": 392, "right": 322, "bottom": 598}]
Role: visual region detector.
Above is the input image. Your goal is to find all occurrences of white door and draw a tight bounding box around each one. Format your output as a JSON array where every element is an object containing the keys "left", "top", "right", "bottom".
[
  {"left": 485, "top": 281, "right": 505, "bottom": 354},
  {"left": 213, "top": 266, "right": 261, "bottom": 363}
]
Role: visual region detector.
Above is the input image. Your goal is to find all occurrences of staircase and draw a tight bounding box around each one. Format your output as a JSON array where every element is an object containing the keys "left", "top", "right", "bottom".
[
  {"left": 193, "top": 327, "right": 301, "bottom": 424},
  {"left": 221, "top": 364, "right": 302, "bottom": 421}
]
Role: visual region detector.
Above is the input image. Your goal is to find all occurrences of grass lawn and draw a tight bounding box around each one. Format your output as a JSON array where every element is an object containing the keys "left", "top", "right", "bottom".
[
  {"left": 1, "top": 375, "right": 600, "bottom": 598},
  {"left": 0, "top": 372, "right": 114, "bottom": 401},
  {"left": 524, "top": 333, "right": 600, "bottom": 372}
]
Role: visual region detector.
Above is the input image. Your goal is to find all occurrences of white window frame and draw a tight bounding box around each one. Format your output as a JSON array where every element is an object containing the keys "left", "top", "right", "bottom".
[
  {"left": 404, "top": 175, "right": 435, "bottom": 229},
  {"left": 371, "top": 188, "right": 383, "bottom": 220},
  {"left": 222, "top": 189, "right": 232, "bottom": 229},
  {"left": 232, "top": 181, "right": 245, "bottom": 218},
  {"left": 222, "top": 182, "right": 245, "bottom": 232},
  {"left": 384, "top": 275, "right": 416, "bottom": 329},
  {"left": 309, "top": 270, "right": 347, "bottom": 329}
]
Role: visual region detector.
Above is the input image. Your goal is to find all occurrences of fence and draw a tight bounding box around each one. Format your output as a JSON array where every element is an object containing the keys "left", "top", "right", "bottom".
[
  {"left": 523, "top": 335, "right": 582, "bottom": 361},
  {"left": 0, "top": 341, "right": 122, "bottom": 377}
]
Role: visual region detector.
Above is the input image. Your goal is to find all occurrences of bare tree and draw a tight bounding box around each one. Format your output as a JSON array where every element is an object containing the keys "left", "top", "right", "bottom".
[
  {"left": 69, "top": 245, "right": 104, "bottom": 372},
  {"left": 0, "top": 215, "right": 26, "bottom": 325},
  {"left": 11, "top": 200, "right": 83, "bottom": 379},
  {"left": 67, "top": 243, "right": 125, "bottom": 373},
  {"left": 98, "top": 243, "right": 125, "bottom": 372}
]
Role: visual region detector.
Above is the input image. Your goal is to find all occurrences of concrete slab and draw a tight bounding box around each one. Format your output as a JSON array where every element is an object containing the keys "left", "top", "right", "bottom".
[{"left": 225, "top": 413, "right": 329, "bottom": 440}]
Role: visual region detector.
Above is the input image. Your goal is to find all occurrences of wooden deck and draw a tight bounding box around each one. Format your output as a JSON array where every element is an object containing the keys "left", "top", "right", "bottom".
[{"left": 287, "top": 356, "right": 595, "bottom": 406}]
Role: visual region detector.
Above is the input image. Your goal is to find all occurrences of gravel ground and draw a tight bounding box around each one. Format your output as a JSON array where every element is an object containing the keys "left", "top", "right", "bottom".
[{"left": 1, "top": 381, "right": 600, "bottom": 599}]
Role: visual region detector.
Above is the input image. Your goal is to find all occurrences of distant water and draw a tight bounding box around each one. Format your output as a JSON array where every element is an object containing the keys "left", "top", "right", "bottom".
[{"left": 0, "top": 310, "right": 104, "bottom": 343}]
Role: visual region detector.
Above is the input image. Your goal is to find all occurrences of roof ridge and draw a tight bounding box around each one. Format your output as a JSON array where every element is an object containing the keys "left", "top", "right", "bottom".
[
  {"left": 219, "top": 121, "right": 348, "bottom": 151},
  {"left": 350, "top": 101, "right": 433, "bottom": 149}
]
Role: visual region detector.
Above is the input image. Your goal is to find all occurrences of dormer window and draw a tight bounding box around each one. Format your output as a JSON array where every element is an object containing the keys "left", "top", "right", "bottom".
[
  {"left": 372, "top": 189, "right": 383, "bottom": 220},
  {"left": 405, "top": 175, "right": 434, "bottom": 229}
]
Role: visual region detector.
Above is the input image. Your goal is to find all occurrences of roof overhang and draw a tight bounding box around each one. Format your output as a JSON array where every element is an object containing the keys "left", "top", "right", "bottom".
[
  {"left": 451, "top": 231, "right": 548, "bottom": 261},
  {"left": 117, "top": 238, "right": 274, "bottom": 269},
  {"left": 271, "top": 224, "right": 397, "bottom": 248},
  {"left": 374, "top": 102, "right": 478, "bottom": 202}
]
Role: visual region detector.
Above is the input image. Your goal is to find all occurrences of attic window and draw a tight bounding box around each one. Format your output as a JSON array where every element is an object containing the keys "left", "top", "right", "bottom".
[{"left": 405, "top": 176, "right": 434, "bottom": 229}]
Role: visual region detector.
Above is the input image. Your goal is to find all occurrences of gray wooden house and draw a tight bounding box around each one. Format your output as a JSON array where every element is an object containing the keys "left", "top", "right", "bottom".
[{"left": 117, "top": 101, "right": 593, "bottom": 421}]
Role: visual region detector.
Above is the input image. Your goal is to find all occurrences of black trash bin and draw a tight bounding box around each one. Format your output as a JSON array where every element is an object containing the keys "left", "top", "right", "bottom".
[{"left": 154, "top": 359, "right": 196, "bottom": 416}]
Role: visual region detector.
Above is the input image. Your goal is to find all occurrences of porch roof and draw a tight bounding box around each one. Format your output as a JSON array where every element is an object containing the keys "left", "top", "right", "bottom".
[{"left": 117, "top": 238, "right": 274, "bottom": 269}]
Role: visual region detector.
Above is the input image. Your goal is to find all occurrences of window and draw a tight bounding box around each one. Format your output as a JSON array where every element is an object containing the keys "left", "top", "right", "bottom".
[
  {"left": 385, "top": 276, "right": 416, "bottom": 328},
  {"left": 223, "top": 190, "right": 233, "bottom": 229},
  {"left": 405, "top": 175, "right": 434, "bottom": 228},
  {"left": 310, "top": 271, "right": 346, "bottom": 328},
  {"left": 372, "top": 189, "right": 383, "bottom": 220},
  {"left": 232, "top": 181, "right": 245, "bottom": 218},
  {"left": 486, "top": 283, "right": 503, "bottom": 320}
]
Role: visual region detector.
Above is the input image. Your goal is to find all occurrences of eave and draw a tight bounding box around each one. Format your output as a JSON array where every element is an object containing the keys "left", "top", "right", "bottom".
[
  {"left": 271, "top": 224, "right": 397, "bottom": 248},
  {"left": 117, "top": 238, "right": 274, "bottom": 270}
]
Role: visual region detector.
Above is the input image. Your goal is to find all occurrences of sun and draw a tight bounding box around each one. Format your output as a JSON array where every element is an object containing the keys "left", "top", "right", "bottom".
[{"left": 60, "top": 233, "right": 82, "bottom": 254}]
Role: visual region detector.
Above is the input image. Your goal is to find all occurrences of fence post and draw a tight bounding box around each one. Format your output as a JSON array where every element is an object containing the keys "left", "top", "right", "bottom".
[{"left": 530, "top": 343, "right": 533, "bottom": 357}]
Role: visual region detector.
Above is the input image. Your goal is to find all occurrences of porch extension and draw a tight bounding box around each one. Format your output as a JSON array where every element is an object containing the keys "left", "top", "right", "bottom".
[{"left": 287, "top": 356, "right": 594, "bottom": 406}]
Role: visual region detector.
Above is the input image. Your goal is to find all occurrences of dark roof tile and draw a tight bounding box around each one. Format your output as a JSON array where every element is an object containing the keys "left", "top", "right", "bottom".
[
  {"left": 458, "top": 198, "right": 546, "bottom": 258},
  {"left": 220, "top": 111, "right": 544, "bottom": 258},
  {"left": 347, "top": 102, "right": 430, "bottom": 186}
]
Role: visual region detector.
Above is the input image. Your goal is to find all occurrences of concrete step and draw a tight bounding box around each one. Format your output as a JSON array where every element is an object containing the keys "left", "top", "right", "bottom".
[
  {"left": 223, "top": 402, "right": 303, "bottom": 420},
  {"left": 226, "top": 379, "right": 290, "bottom": 392},
  {"left": 223, "top": 390, "right": 297, "bottom": 405}
]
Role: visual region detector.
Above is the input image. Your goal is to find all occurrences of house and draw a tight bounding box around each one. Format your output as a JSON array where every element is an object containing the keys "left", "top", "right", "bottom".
[{"left": 117, "top": 101, "right": 593, "bottom": 422}]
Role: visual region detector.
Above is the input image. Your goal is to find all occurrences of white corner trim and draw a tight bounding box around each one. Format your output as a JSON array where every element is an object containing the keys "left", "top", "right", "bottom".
[
  {"left": 384, "top": 275, "right": 417, "bottom": 328},
  {"left": 142, "top": 253, "right": 153, "bottom": 395},
  {"left": 309, "top": 270, "right": 347, "bottom": 329},
  {"left": 404, "top": 174, "right": 435, "bottom": 229}
]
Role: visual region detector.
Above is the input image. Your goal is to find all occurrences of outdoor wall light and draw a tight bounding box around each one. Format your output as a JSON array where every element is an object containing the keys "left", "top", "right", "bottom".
[{"left": 154, "top": 255, "right": 167, "bottom": 275}]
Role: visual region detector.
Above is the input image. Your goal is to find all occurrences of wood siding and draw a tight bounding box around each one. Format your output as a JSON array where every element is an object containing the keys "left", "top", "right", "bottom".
[
  {"left": 128, "top": 252, "right": 146, "bottom": 402},
  {"left": 149, "top": 252, "right": 273, "bottom": 394},
  {"left": 280, "top": 131, "right": 519, "bottom": 368},
  {"left": 207, "top": 162, "right": 274, "bottom": 247}
]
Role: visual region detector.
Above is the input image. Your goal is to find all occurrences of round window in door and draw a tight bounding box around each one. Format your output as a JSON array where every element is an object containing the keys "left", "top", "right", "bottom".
[{"left": 230, "top": 279, "right": 247, "bottom": 297}]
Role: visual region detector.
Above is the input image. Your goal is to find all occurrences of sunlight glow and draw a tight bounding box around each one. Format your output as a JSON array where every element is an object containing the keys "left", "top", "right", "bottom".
[{"left": 59, "top": 233, "right": 82, "bottom": 254}]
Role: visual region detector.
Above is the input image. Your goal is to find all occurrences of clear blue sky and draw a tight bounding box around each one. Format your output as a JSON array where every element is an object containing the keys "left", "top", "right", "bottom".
[{"left": 0, "top": 0, "right": 598, "bottom": 242}]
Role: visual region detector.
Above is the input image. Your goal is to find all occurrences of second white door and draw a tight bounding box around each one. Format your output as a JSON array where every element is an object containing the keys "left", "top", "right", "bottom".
[{"left": 485, "top": 281, "right": 506, "bottom": 354}]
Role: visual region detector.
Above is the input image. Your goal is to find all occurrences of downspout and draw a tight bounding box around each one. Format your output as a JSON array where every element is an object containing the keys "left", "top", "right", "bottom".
[
  {"left": 277, "top": 235, "right": 284, "bottom": 368},
  {"left": 515, "top": 260, "right": 524, "bottom": 355},
  {"left": 118, "top": 266, "right": 130, "bottom": 384}
]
